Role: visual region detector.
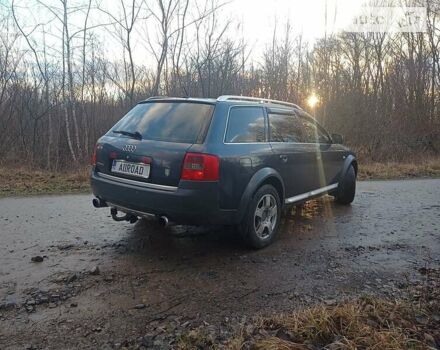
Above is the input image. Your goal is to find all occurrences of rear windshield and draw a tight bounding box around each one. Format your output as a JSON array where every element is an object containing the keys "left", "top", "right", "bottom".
[{"left": 109, "top": 102, "right": 214, "bottom": 144}]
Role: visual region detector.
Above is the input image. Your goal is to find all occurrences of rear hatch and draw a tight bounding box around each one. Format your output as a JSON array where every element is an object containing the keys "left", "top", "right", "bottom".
[{"left": 95, "top": 101, "right": 215, "bottom": 187}]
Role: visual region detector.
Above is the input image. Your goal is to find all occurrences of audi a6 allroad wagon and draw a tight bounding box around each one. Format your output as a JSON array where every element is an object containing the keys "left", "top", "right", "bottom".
[{"left": 91, "top": 96, "right": 357, "bottom": 248}]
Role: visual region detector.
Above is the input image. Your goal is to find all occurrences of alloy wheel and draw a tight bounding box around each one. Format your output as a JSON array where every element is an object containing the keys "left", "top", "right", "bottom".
[{"left": 254, "top": 194, "right": 278, "bottom": 239}]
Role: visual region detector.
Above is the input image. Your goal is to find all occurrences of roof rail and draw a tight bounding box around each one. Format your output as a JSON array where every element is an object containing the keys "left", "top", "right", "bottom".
[
  {"left": 217, "top": 95, "right": 302, "bottom": 110},
  {"left": 146, "top": 96, "right": 169, "bottom": 100}
]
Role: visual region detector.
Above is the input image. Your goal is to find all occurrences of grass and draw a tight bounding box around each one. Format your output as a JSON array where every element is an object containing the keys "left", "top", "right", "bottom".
[
  {"left": 0, "top": 167, "right": 90, "bottom": 197},
  {"left": 178, "top": 299, "right": 437, "bottom": 349},
  {"left": 358, "top": 158, "right": 440, "bottom": 180},
  {"left": 178, "top": 267, "right": 440, "bottom": 349},
  {"left": 0, "top": 157, "right": 439, "bottom": 197},
  {"left": 231, "top": 298, "right": 436, "bottom": 349}
]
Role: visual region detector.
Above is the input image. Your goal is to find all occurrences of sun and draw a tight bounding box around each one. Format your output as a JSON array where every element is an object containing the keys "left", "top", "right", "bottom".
[{"left": 307, "top": 93, "right": 320, "bottom": 109}]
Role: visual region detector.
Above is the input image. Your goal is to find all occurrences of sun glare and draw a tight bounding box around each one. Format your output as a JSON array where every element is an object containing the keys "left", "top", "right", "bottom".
[{"left": 307, "top": 93, "right": 320, "bottom": 109}]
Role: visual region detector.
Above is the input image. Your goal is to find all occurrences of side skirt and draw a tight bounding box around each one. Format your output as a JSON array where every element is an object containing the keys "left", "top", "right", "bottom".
[{"left": 284, "top": 183, "right": 339, "bottom": 204}]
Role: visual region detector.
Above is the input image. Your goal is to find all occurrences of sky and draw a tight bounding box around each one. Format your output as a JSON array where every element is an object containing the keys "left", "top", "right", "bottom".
[
  {"left": 228, "top": 0, "right": 363, "bottom": 51},
  {"left": 229, "top": 0, "right": 428, "bottom": 48},
  {"left": 6, "top": 0, "right": 368, "bottom": 66}
]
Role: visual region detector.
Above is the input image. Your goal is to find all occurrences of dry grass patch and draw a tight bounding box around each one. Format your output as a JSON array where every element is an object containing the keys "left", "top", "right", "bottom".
[
  {"left": 238, "top": 298, "right": 434, "bottom": 349},
  {"left": 177, "top": 294, "right": 439, "bottom": 349},
  {"left": 359, "top": 158, "right": 440, "bottom": 180},
  {"left": 177, "top": 328, "right": 217, "bottom": 350},
  {"left": 0, "top": 167, "right": 90, "bottom": 197}
]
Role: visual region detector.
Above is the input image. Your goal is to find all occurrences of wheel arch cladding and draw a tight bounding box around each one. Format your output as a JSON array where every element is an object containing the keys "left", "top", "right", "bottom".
[
  {"left": 237, "top": 168, "right": 285, "bottom": 222},
  {"left": 341, "top": 154, "right": 357, "bottom": 180},
  {"left": 351, "top": 160, "right": 358, "bottom": 176},
  {"left": 258, "top": 177, "right": 284, "bottom": 204}
]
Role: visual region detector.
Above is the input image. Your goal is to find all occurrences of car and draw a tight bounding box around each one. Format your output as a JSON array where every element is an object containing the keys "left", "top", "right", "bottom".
[{"left": 91, "top": 95, "right": 357, "bottom": 249}]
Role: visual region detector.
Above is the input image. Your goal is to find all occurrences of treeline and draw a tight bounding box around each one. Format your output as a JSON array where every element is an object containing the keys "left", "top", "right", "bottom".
[{"left": 0, "top": 0, "right": 439, "bottom": 170}]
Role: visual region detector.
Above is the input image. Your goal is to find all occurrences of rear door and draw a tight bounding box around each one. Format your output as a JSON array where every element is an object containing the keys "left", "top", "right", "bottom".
[
  {"left": 220, "top": 105, "right": 272, "bottom": 210},
  {"left": 267, "top": 109, "right": 316, "bottom": 197},
  {"left": 95, "top": 101, "right": 214, "bottom": 187}
]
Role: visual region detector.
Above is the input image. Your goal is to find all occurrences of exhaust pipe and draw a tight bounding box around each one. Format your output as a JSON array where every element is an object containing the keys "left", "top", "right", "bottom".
[
  {"left": 158, "top": 216, "right": 169, "bottom": 227},
  {"left": 93, "top": 198, "right": 107, "bottom": 208}
]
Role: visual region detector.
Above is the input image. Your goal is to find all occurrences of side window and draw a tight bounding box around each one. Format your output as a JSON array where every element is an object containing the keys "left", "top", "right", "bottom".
[
  {"left": 300, "top": 118, "right": 330, "bottom": 144},
  {"left": 225, "top": 107, "right": 266, "bottom": 143},
  {"left": 268, "top": 113, "right": 304, "bottom": 142}
]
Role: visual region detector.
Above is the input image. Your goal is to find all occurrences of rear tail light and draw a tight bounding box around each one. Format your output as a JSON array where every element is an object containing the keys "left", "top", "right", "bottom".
[
  {"left": 91, "top": 144, "right": 102, "bottom": 166},
  {"left": 141, "top": 156, "right": 152, "bottom": 164},
  {"left": 181, "top": 153, "right": 219, "bottom": 181}
]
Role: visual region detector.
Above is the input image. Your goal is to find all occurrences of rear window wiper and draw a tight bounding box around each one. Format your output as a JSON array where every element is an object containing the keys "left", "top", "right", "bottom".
[{"left": 112, "top": 130, "right": 142, "bottom": 140}]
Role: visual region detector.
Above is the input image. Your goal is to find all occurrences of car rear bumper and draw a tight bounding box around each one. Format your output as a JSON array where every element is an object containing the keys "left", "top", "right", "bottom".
[{"left": 91, "top": 171, "right": 237, "bottom": 225}]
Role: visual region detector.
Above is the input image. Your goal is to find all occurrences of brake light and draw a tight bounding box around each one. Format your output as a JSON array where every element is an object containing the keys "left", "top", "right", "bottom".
[
  {"left": 181, "top": 153, "right": 219, "bottom": 181},
  {"left": 91, "top": 144, "right": 102, "bottom": 166},
  {"left": 141, "top": 156, "right": 152, "bottom": 164}
]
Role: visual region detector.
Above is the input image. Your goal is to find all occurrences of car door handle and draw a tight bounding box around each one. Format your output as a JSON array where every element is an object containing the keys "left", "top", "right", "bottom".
[{"left": 279, "top": 155, "right": 288, "bottom": 163}]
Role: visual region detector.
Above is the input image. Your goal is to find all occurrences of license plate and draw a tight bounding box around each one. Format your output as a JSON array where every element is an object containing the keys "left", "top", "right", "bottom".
[{"left": 111, "top": 160, "right": 150, "bottom": 179}]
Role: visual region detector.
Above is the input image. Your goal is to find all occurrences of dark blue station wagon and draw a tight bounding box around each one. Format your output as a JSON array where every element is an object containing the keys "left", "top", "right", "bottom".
[{"left": 91, "top": 96, "right": 357, "bottom": 248}]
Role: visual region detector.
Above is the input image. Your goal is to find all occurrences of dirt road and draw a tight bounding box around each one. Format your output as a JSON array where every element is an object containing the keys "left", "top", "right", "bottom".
[{"left": 0, "top": 179, "right": 439, "bottom": 349}]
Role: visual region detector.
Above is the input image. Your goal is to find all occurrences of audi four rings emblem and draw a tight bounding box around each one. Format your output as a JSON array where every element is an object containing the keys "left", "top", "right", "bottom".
[{"left": 123, "top": 144, "right": 136, "bottom": 152}]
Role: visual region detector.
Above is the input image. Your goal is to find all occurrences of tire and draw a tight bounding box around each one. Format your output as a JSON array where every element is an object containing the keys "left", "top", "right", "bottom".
[
  {"left": 335, "top": 164, "right": 356, "bottom": 205},
  {"left": 239, "top": 184, "right": 282, "bottom": 249}
]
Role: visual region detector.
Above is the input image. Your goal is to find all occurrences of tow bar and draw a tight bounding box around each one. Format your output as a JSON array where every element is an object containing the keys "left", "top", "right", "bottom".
[{"left": 110, "top": 207, "right": 138, "bottom": 224}]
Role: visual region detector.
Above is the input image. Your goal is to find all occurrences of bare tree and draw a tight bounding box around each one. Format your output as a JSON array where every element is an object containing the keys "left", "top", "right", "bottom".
[
  {"left": 0, "top": 0, "right": 439, "bottom": 169},
  {"left": 99, "top": 0, "right": 145, "bottom": 103}
]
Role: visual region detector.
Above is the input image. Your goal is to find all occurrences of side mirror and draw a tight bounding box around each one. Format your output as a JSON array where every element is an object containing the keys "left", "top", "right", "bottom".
[{"left": 331, "top": 133, "right": 344, "bottom": 144}]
